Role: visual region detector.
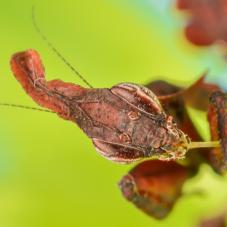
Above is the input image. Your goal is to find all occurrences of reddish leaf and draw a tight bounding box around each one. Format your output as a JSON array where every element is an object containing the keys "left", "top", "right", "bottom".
[
  {"left": 199, "top": 210, "right": 227, "bottom": 227},
  {"left": 119, "top": 160, "right": 193, "bottom": 219},
  {"left": 183, "top": 75, "right": 221, "bottom": 111},
  {"left": 208, "top": 91, "right": 227, "bottom": 173},
  {"left": 177, "top": 0, "right": 227, "bottom": 46},
  {"left": 200, "top": 215, "right": 226, "bottom": 227}
]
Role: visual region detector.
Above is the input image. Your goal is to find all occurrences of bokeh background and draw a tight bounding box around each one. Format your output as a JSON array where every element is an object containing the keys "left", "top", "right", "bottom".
[{"left": 0, "top": 0, "right": 227, "bottom": 226}]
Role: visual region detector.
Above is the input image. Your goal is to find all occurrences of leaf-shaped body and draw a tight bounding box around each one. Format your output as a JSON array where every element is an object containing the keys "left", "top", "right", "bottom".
[{"left": 10, "top": 49, "right": 189, "bottom": 163}]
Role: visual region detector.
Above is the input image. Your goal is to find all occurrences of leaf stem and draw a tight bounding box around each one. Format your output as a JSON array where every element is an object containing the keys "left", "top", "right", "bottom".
[{"left": 188, "top": 141, "right": 220, "bottom": 150}]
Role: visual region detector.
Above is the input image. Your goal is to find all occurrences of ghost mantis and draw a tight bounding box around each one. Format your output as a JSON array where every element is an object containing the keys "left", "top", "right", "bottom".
[{"left": 2, "top": 7, "right": 227, "bottom": 220}]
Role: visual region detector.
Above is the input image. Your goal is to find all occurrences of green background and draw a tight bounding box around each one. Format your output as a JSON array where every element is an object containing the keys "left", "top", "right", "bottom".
[{"left": 0, "top": 0, "right": 227, "bottom": 226}]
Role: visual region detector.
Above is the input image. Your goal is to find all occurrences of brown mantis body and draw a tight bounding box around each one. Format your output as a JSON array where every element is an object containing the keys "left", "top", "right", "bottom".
[{"left": 11, "top": 49, "right": 191, "bottom": 163}]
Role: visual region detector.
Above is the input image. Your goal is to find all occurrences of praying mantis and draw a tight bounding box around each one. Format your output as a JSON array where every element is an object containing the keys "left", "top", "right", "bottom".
[{"left": 3, "top": 5, "right": 227, "bottom": 220}]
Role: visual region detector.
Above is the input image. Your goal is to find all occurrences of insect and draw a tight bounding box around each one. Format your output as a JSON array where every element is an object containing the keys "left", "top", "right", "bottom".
[{"left": 3, "top": 6, "right": 227, "bottom": 220}]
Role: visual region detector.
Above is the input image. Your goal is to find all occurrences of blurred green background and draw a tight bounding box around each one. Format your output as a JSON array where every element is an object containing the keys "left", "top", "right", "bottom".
[{"left": 1, "top": 0, "right": 227, "bottom": 226}]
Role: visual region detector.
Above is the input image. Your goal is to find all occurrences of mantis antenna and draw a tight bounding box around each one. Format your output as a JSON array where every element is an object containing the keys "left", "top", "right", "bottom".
[
  {"left": 32, "top": 6, "right": 93, "bottom": 88},
  {"left": 0, "top": 103, "right": 54, "bottom": 113}
]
